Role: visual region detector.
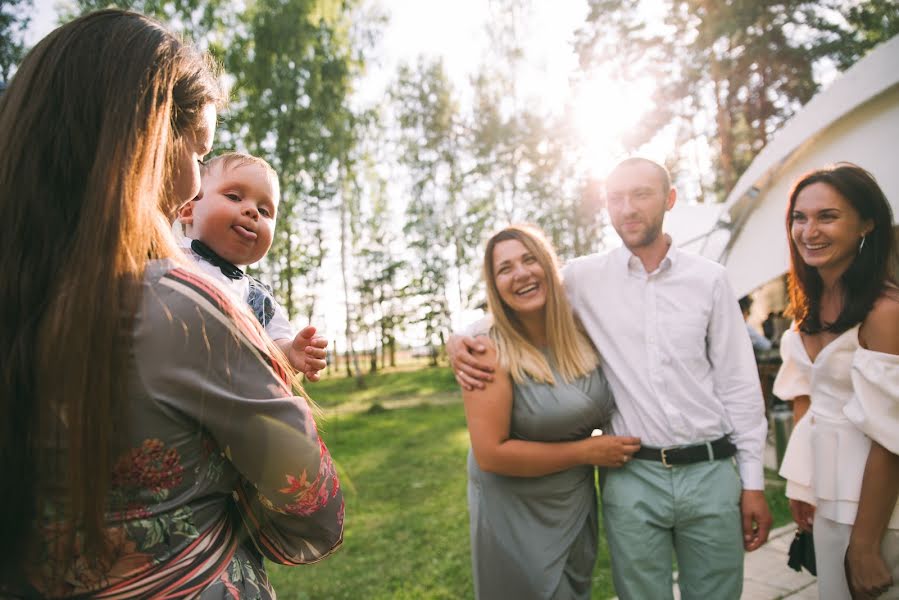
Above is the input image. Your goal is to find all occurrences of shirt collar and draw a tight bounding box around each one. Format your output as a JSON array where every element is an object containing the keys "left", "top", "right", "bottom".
[{"left": 619, "top": 234, "right": 677, "bottom": 277}]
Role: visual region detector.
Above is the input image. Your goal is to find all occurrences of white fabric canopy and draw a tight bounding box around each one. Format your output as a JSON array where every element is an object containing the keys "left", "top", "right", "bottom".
[{"left": 681, "top": 35, "right": 899, "bottom": 298}]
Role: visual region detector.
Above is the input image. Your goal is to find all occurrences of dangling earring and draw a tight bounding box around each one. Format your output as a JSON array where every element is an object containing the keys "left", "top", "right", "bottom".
[{"left": 859, "top": 235, "right": 866, "bottom": 252}]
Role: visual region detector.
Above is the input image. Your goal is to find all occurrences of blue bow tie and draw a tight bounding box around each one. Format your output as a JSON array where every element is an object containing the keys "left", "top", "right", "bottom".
[{"left": 190, "top": 239, "right": 244, "bottom": 280}]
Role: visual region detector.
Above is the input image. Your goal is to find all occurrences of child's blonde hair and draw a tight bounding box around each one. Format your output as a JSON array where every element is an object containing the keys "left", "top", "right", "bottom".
[{"left": 201, "top": 152, "right": 280, "bottom": 201}]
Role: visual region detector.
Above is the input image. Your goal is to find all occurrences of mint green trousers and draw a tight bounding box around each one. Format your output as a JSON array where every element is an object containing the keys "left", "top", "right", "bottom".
[{"left": 600, "top": 458, "right": 744, "bottom": 600}]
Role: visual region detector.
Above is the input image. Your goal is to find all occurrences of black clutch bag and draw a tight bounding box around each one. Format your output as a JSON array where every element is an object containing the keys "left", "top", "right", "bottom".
[{"left": 787, "top": 530, "right": 817, "bottom": 576}]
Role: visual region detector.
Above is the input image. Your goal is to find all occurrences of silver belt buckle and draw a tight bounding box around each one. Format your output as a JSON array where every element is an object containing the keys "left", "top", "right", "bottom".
[{"left": 660, "top": 447, "right": 673, "bottom": 468}]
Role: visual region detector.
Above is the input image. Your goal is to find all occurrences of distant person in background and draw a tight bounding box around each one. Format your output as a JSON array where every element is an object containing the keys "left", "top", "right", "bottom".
[
  {"left": 0, "top": 10, "right": 342, "bottom": 598},
  {"left": 740, "top": 295, "right": 774, "bottom": 353},
  {"left": 463, "top": 224, "right": 637, "bottom": 600},
  {"left": 763, "top": 311, "right": 778, "bottom": 340},
  {"left": 774, "top": 163, "right": 899, "bottom": 599}
]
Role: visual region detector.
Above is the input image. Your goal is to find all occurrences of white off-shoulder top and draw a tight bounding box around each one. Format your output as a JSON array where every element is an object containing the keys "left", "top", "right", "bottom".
[{"left": 773, "top": 324, "right": 899, "bottom": 528}]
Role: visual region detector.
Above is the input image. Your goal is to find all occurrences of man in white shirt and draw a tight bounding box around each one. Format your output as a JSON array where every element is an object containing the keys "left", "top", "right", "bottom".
[{"left": 450, "top": 157, "right": 771, "bottom": 599}]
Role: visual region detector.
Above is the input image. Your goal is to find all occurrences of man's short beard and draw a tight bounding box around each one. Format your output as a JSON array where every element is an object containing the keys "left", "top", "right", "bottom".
[{"left": 621, "top": 223, "right": 663, "bottom": 249}]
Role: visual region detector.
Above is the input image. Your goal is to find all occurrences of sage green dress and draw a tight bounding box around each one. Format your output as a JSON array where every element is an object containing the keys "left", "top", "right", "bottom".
[{"left": 467, "top": 362, "right": 615, "bottom": 599}]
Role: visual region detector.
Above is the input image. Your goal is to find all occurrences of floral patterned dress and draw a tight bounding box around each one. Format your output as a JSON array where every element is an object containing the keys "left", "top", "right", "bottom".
[{"left": 9, "top": 261, "right": 343, "bottom": 599}]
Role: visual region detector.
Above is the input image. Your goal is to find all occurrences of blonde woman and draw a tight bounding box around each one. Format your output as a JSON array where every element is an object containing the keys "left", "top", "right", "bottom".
[{"left": 464, "top": 224, "right": 640, "bottom": 600}]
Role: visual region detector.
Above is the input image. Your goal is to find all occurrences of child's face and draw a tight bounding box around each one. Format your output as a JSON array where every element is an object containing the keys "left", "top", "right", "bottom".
[{"left": 182, "top": 162, "right": 279, "bottom": 266}]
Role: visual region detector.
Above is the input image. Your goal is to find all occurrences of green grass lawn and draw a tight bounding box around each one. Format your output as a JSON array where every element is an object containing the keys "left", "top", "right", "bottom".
[
  {"left": 269, "top": 402, "right": 478, "bottom": 599},
  {"left": 271, "top": 367, "right": 794, "bottom": 599},
  {"left": 306, "top": 363, "right": 458, "bottom": 409}
]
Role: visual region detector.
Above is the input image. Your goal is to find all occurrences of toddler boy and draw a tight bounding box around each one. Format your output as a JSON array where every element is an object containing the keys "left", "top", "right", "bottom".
[{"left": 178, "top": 153, "right": 325, "bottom": 379}]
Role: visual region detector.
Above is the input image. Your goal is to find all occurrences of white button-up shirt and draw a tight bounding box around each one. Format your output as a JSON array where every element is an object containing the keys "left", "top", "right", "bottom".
[{"left": 563, "top": 243, "right": 767, "bottom": 489}]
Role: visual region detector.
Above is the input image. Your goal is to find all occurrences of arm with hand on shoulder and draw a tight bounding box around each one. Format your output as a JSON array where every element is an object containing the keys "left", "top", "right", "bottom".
[
  {"left": 447, "top": 317, "right": 496, "bottom": 391},
  {"left": 846, "top": 295, "right": 899, "bottom": 599},
  {"left": 462, "top": 337, "right": 640, "bottom": 477}
]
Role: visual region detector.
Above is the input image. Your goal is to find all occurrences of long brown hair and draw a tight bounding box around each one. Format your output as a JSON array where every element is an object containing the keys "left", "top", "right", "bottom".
[
  {"left": 0, "top": 9, "right": 221, "bottom": 569},
  {"left": 786, "top": 163, "right": 897, "bottom": 333},
  {"left": 484, "top": 224, "right": 598, "bottom": 384}
]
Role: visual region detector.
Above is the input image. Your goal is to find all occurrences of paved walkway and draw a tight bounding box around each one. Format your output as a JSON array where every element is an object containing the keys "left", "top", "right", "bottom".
[
  {"left": 740, "top": 523, "right": 817, "bottom": 599},
  {"left": 741, "top": 429, "right": 818, "bottom": 598}
]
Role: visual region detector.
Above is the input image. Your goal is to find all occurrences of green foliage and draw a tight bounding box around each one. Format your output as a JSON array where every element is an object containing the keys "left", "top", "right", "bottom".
[
  {"left": 765, "top": 469, "right": 794, "bottom": 528},
  {"left": 0, "top": 0, "right": 31, "bottom": 81},
  {"left": 576, "top": 0, "right": 898, "bottom": 200},
  {"left": 391, "top": 58, "right": 461, "bottom": 362},
  {"left": 468, "top": 0, "right": 604, "bottom": 261},
  {"left": 69, "top": 0, "right": 232, "bottom": 41},
  {"left": 222, "top": 0, "right": 358, "bottom": 319},
  {"left": 813, "top": 0, "right": 899, "bottom": 70}
]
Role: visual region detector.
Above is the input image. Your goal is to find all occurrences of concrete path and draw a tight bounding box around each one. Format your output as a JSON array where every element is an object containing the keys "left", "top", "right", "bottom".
[{"left": 740, "top": 523, "right": 818, "bottom": 599}]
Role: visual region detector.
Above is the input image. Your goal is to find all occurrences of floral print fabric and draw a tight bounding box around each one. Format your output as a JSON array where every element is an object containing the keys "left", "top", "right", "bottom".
[{"left": 10, "top": 262, "right": 342, "bottom": 599}]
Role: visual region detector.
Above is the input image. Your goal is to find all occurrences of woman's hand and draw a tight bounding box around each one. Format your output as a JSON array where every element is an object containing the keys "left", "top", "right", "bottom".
[
  {"left": 845, "top": 541, "right": 893, "bottom": 599},
  {"left": 789, "top": 499, "right": 815, "bottom": 532},
  {"left": 580, "top": 435, "right": 641, "bottom": 467}
]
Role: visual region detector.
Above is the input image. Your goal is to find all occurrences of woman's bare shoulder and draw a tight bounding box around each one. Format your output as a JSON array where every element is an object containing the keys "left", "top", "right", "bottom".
[{"left": 862, "top": 288, "right": 899, "bottom": 354}]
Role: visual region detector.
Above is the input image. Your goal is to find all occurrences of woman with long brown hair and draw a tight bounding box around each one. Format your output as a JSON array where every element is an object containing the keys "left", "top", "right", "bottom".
[
  {"left": 0, "top": 10, "right": 342, "bottom": 598},
  {"left": 463, "top": 224, "right": 640, "bottom": 599},
  {"left": 774, "top": 163, "right": 899, "bottom": 599}
]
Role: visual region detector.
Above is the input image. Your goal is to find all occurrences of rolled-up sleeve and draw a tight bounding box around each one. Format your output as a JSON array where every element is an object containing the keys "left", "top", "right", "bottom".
[{"left": 135, "top": 269, "right": 343, "bottom": 563}]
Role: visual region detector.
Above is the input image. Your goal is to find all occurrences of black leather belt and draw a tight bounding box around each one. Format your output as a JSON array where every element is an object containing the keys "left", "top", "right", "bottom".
[{"left": 633, "top": 436, "right": 737, "bottom": 468}]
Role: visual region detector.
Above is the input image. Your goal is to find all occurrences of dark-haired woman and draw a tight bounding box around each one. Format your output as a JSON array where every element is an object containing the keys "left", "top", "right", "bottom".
[
  {"left": 774, "top": 163, "right": 899, "bottom": 599},
  {"left": 0, "top": 10, "right": 341, "bottom": 598}
]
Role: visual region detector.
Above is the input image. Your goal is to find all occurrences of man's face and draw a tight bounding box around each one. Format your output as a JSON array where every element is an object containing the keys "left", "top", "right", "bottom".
[{"left": 605, "top": 162, "right": 674, "bottom": 250}]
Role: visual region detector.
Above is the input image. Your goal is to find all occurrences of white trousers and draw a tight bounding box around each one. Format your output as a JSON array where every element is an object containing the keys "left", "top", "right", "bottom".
[{"left": 813, "top": 513, "right": 899, "bottom": 600}]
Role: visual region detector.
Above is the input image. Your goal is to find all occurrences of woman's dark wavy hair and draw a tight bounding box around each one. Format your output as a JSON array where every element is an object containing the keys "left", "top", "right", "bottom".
[{"left": 786, "top": 163, "right": 897, "bottom": 334}]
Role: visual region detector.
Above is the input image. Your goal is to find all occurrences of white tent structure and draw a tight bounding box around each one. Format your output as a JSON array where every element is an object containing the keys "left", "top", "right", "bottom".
[{"left": 683, "top": 35, "right": 899, "bottom": 298}]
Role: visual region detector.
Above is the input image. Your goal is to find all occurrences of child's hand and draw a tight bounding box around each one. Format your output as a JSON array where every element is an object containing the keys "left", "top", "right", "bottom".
[{"left": 286, "top": 325, "right": 328, "bottom": 381}]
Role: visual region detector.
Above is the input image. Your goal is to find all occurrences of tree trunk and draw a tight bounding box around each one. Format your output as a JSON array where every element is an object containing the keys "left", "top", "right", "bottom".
[{"left": 338, "top": 182, "right": 364, "bottom": 387}]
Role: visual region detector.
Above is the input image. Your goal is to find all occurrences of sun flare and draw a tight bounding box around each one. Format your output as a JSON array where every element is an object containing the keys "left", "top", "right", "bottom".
[{"left": 569, "top": 73, "right": 657, "bottom": 176}]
